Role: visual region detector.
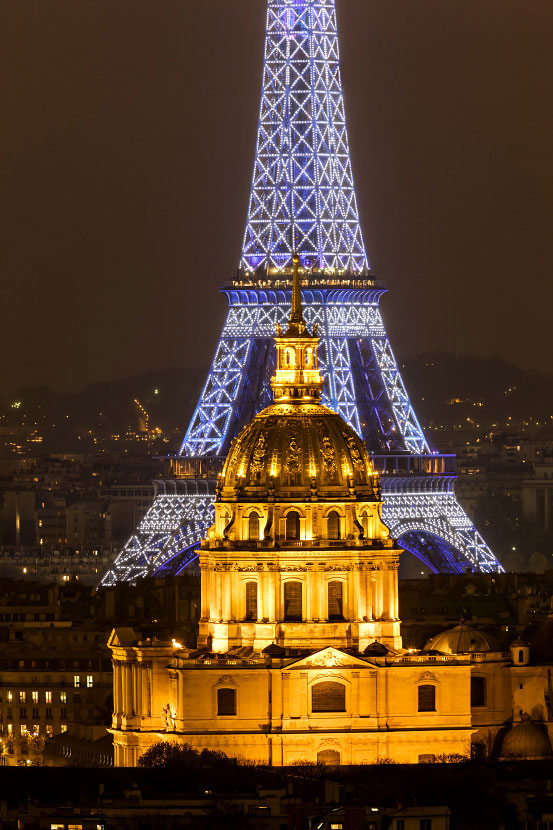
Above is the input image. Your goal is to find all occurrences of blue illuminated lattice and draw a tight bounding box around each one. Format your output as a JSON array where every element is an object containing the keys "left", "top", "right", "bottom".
[
  {"left": 98, "top": 1, "right": 503, "bottom": 587},
  {"left": 241, "top": 0, "right": 368, "bottom": 273}
]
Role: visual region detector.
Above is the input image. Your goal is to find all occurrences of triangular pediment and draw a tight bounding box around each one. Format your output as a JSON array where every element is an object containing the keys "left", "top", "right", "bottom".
[
  {"left": 286, "top": 647, "right": 371, "bottom": 670},
  {"left": 107, "top": 627, "right": 137, "bottom": 649}
]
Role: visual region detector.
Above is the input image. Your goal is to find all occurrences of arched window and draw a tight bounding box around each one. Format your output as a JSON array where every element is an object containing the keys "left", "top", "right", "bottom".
[
  {"left": 312, "top": 681, "right": 346, "bottom": 713},
  {"left": 418, "top": 684, "right": 436, "bottom": 712},
  {"left": 217, "top": 687, "right": 236, "bottom": 716},
  {"left": 284, "top": 581, "right": 302, "bottom": 621},
  {"left": 328, "top": 581, "right": 343, "bottom": 620},
  {"left": 305, "top": 348, "right": 313, "bottom": 368},
  {"left": 519, "top": 649, "right": 524, "bottom": 663},
  {"left": 284, "top": 348, "right": 294, "bottom": 367},
  {"left": 286, "top": 510, "right": 300, "bottom": 540},
  {"left": 248, "top": 512, "right": 260, "bottom": 540},
  {"left": 328, "top": 510, "right": 340, "bottom": 540},
  {"left": 317, "top": 749, "right": 340, "bottom": 766},
  {"left": 245, "top": 581, "right": 257, "bottom": 621}
]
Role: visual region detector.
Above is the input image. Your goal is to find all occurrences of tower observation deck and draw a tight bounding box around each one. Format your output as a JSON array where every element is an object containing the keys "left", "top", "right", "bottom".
[{"left": 100, "top": 1, "right": 502, "bottom": 586}]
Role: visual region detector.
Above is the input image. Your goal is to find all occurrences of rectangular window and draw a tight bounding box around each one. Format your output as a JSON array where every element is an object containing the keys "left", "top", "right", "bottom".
[
  {"left": 46, "top": 708, "right": 52, "bottom": 719},
  {"left": 60, "top": 691, "right": 67, "bottom": 704},
  {"left": 420, "top": 821, "right": 432, "bottom": 830},
  {"left": 45, "top": 691, "right": 52, "bottom": 704},
  {"left": 284, "top": 581, "right": 302, "bottom": 621},
  {"left": 7, "top": 723, "right": 13, "bottom": 736},
  {"left": 32, "top": 708, "right": 39, "bottom": 719},
  {"left": 471, "top": 676, "right": 486, "bottom": 707},
  {"left": 51, "top": 825, "right": 65, "bottom": 830},
  {"left": 45, "top": 724, "right": 53, "bottom": 737},
  {"left": 20, "top": 724, "right": 27, "bottom": 736},
  {"left": 19, "top": 691, "right": 26, "bottom": 703},
  {"left": 20, "top": 708, "right": 27, "bottom": 719},
  {"left": 245, "top": 581, "right": 258, "bottom": 621},
  {"left": 312, "top": 681, "right": 346, "bottom": 713},
  {"left": 60, "top": 724, "right": 68, "bottom": 733},
  {"left": 61, "top": 708, "right": 67, "bottom": 718},
  {"left": 87, "top": 675, "right": 93, "bottom": 688},
  {"left": 32, "top": 724, "right": 40, "bottom": 736},
  {"left": 418, "top": 684, "right": 436, "bottom": 712},
  {"left": 396, "top": 822, "right": 405, "bottom": 830},
  {"left": 328, "top": 581, "right": 344, "bottom": 619},
  {"left": 74, "top": 675, "right": 80, "bottom": 688},
  {"left": 7, "top": 691, "right": 12, "bottom": 703},
  {"left": 31, "top": 691, "right": 39, "bottom": 704},
  {"left": 217, "top": 687, "right": 236, "bottom": 716}
]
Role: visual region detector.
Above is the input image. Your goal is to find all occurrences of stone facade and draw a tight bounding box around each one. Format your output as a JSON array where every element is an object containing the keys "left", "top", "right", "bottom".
[{"left": 108, "top": 274, "right": 553, "bottom": 768}]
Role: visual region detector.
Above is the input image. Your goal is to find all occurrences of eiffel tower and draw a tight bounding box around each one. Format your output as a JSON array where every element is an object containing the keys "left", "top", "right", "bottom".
[{"left": 100, "top": 0, "right": 502, "bottom": 585}]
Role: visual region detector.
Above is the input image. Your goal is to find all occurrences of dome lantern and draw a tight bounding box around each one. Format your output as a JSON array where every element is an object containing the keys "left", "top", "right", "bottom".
[{"left": 271, "top": 246, "right": 324, "bottom": 404}]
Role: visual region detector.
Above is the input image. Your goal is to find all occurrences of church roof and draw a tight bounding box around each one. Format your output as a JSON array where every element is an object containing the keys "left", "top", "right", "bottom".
[
  {"left": 424, "top": 622, "right": 491, "bottom": 655},
  {"left": 220, "top": 405, "right": 378, "bottom": 503},
  {"left": 500, "top": 717, "right": 553, "bottom": 760}
]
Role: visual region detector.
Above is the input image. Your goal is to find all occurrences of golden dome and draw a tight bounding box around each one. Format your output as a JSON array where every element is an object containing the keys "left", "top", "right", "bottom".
[
  {"left": 219, "top": 402, "right": 379, "bottom": 502},
  {"left": 217, "top": 245, "right": 380, "bottom": 504}
]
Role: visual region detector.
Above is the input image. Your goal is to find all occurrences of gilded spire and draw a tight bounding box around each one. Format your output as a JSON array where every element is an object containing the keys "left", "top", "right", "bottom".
[
  {"left": 290, "top": 247, "right": 303, "bottom": 325},
  {"left": 286, "top": 238, "right": 306, "bottom": 337}
]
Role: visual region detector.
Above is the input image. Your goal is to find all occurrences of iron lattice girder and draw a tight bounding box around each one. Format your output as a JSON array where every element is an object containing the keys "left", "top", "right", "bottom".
[
  {"left": 179, "top": 285, "right": 429, "bottom": 459},
  {"left": 99, "top": 475, "right": 500, "bottom": 587},
  {"left": 242, "top": 0, "right": 368, "bottom": 272}
]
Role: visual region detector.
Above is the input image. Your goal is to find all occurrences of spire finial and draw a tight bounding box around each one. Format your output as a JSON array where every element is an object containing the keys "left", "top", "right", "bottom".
[{"left": 290, "top": 232, "right": 303, "bottom": 326}]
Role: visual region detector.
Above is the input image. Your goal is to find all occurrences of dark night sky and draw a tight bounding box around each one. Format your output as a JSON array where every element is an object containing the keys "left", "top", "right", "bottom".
[{"left": 1, "top": 1, "right": 552, "bottom": 394}]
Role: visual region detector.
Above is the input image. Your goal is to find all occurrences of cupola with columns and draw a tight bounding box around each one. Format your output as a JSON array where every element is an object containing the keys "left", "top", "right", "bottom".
[{"left": 198, "top": 249, "right": 402, "bottom": 653}]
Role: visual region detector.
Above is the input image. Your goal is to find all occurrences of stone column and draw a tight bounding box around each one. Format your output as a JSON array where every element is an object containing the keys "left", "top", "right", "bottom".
[
  {"left": 141, "top": 663, "right": 151, "bottom": 718},
  {"left": 177, "top": 669, "right": 184, "bottom": 723},
  {"left": 351, "top": 671, "right": 360, "bottom": 718},
  {"left": 372, "top": 572, "right": 380, "bottom": 619},
  {"left": 364, "top": 566, "right": 372, "bottom": 620},
  {"left": 230, "top": 568, "right": 239, "bottom": 620},
  {"left": 134, "top": 663, "right": 141, "bottom": 719},
  {"left": 201, "top": 565, "right": 210, "bottom": 619},
  {"left": 222, "top": 569, "right": 232, "bottom": 621},
  {"left": 300, "top": 673, "right": 308, "bottom": 718},
  {"left": 391, "top": 566, "right": 399, "bottom": 619},
  {"left": 113, "top": 660, "right": 122, "bottom": 716},
  {"left": 313, "top": 565, "right": 324, "bottom": 621},
  {"left": 267, "top": 566, "right": 276, "bottom": 622},
  {"left": 274, "top": 569, "right": 281, "bottom": 621},
  {"left": 282, "top": 673, "right": 290, "bottom": 720},
  {"left": 354, "top": 565, "right": 363, "bottom": 620},
  {"left": 346, "top": 568, "right": 355, "bottom": 620},
  {"left": 257, "top": 567, "right": 265, "bottom": 621},
  {"left": 215, "top": 569, "right": 222, "bottom": 621},
  {"left": 122, "top": 663, "right": 133, "bottom": 716},
  {"left": 306, "top": 565, "right": 314, "bottom": 621}
]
